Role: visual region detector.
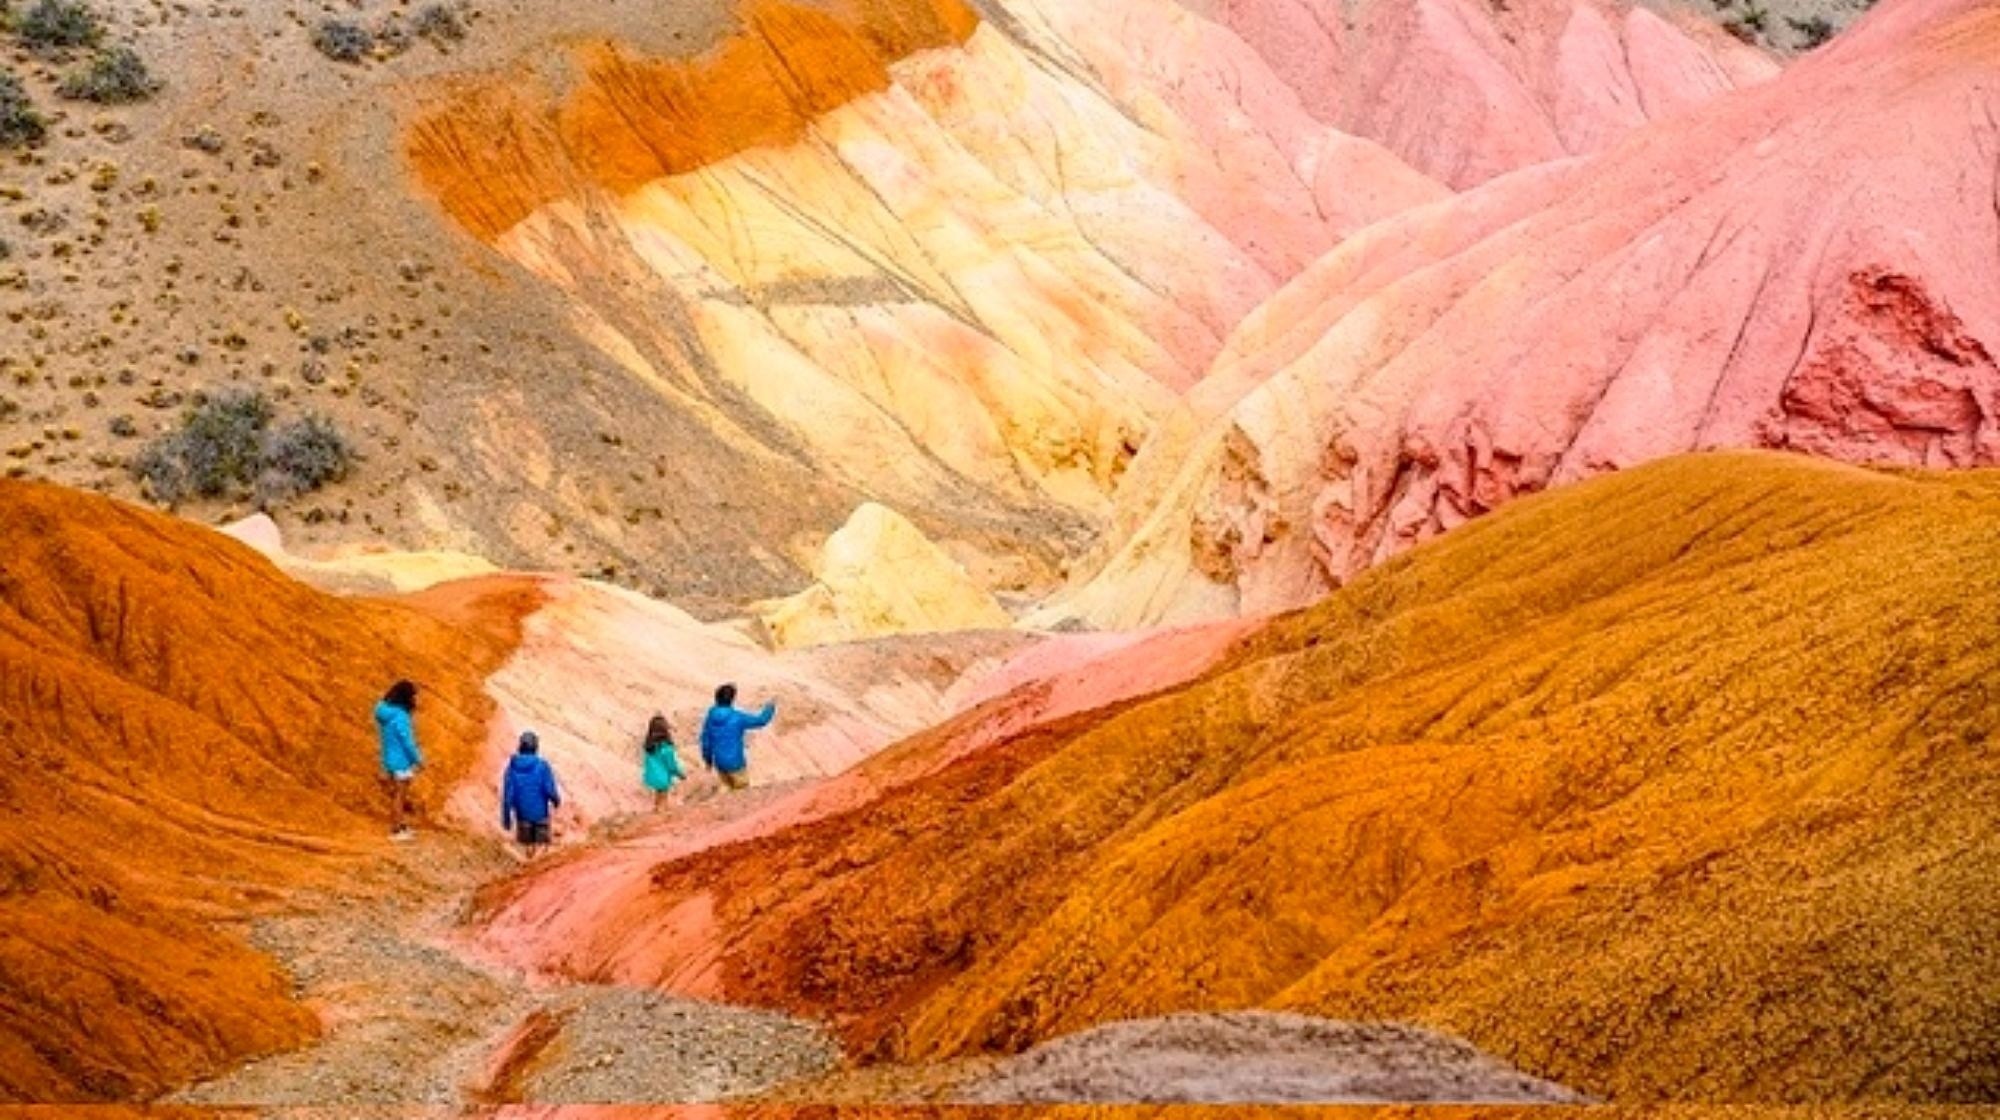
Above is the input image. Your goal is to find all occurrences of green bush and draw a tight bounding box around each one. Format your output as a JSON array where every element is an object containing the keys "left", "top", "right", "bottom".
[
  {"left": 132, "top": 389, "right": 355, "bottom": 505},
  {"left": 0, "top": 71, "right": 46, "bottom": 148},
  {"left": 412, "top": 3, "right": 464, "bottom": 41},
  {"left": 133, "top": 388, "right": 271, "bottom": 502},
  {"left": 257, "top": 413, "right": 352, "bottom": 503},
  {"left": 17, "top": 0, "right": 101, "bottom": 50},
  {"left": 57, "top": 45, "right": 157, "bottom": 103},
  {"left": 310, "top": 18, "right": 372, "bottom": 62}
]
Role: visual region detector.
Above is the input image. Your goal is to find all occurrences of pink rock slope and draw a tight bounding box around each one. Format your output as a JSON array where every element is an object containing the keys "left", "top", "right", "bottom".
[
  {"left": 1193, "top": 0, "right": 1778, "bottom": 187},
  {"left": 438, "top": 575, "right": 1037, "bottom": 834},
  {"left": 1048, "top": 0, "right": 2000, "bottom": 628},
  {"left": 462, "top": 614, "right": 1256, "bottom": 990}
]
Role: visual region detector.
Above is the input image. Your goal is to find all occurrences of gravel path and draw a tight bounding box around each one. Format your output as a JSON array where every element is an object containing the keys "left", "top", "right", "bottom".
[
  {"left": 165, "top": 815, "right": 1578, "bottom": 1107},
  {"left": 168, "top": 824, "right": 840, "bottom": 1108}
]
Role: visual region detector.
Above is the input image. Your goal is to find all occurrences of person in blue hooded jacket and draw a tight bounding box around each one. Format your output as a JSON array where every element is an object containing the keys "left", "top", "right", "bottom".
[
  {"left": 501, "top": 731, "right": 563, "bottom": 853},
  {"left": 375, "top": 680, "right": 423, "bottom": 841},
  {"left": 700, "top": 683, "right": 775, "bottom": 791}
]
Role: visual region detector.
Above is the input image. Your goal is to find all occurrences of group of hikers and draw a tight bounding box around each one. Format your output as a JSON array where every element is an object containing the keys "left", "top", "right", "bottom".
[{"left": 372, "top": 679, "right": 778, "bottom": 849}]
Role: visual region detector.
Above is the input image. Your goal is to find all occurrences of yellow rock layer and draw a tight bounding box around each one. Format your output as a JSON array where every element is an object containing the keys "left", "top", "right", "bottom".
[{"left": 757, "top": 501, "right": 1012, "bottom": 648}]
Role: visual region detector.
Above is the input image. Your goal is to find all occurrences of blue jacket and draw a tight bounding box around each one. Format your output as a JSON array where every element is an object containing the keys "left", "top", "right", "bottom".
[
  {"left": 700, "top": 702, "right": 775, "bottom": 773},
  {"left": 501, "top": 753, "right": 561, "bottom": 828},
  {"left": 375, "top": 701, "right": 422, "bottom": 774}
]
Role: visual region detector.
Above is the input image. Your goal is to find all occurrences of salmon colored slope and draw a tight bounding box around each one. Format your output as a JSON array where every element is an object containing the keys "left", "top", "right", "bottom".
[
  {"left": 1199, "top": 0, "right": 1777, "bottom": 187},
  {"left": 464, "top": 616, "right": 1257, "bottom": 992},
  {"left": 0, "top": 481, "right": 534, "bottom": 1100},
  {"left": 499, "top": 453, "right": 2000, "bottom": 1101},
  {"left": 1053, "top": 0, "right": 2000, "bottom": 628}
]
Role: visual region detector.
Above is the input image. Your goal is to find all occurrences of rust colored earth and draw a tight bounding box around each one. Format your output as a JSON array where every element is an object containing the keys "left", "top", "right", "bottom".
[
  {"left": 0, "top": 481, "right": 539, "bottom": 1100},
  {"left": 404, "top": 0, "right": 979, "bottom": 239},
  {"left": 487, "top": 452, "right": 2000, "bottom": 1102}
]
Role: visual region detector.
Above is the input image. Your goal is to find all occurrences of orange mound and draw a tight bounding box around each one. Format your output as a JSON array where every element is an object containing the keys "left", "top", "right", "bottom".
[
  {"left": 0, "top": 481, "right": 536, "bottom": 1100},
  {"left": 556, "top": 453, "right": 1999, "bottom": 1101},
  {"left": 405, "top": 0, "right": 978, "bottom": 239}
]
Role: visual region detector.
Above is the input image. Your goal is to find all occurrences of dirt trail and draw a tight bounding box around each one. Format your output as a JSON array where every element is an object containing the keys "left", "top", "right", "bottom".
[
  {"left": 165, "top": 775, "right": 1584, "bottom": 1107},
  {"left": 169, "top": 784, "right": 842, "bottom": 1108}
]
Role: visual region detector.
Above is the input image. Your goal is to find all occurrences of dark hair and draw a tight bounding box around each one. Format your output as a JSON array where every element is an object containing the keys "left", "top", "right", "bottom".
[
  {"left": 518, "top": 730, "right": 540, "bottom": 754},
  {"left": 714, "top": 683, "right": 737, "bottom": 707},
  {"left": 644, "top": 714, "right": 673, "bottom": 753},
  {"left": 384, "top": 679, "right": 418, "bottom": 711}
]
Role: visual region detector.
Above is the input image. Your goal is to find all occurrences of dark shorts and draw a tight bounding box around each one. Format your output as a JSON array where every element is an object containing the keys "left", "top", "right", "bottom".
[{"left": 515, "top": 820, "right": 551, "bottom": 846}]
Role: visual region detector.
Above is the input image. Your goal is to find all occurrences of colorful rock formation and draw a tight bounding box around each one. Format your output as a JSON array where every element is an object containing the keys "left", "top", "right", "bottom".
[
  {"left": 479, "top": 453, "right": 2000, "bottom": 1101},
  {"left": 1053, "top": 0, "right": 2000, "bottom": 626},
  {"left": 0, "top": 482, "right": 534, "bottom": 1099},
  {"left": 451, "top": 572, "right": 1033, "bottom": 829},
  {"left": 1194, "top": 0, "right": 1778, "bottom": 186},
  {"left": 398, "top": 0, "right": 1750, "bottom": 602},
  {"left": 754, "top": 503, "right": 1012, "bottom": 649}
]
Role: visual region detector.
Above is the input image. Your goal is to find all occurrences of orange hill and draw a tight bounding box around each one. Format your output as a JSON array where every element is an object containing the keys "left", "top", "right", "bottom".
[
  {"left": 405, "top": 0, "right": 978, "bottom": 239},
  {"left": 514, "top": 452, "right": 2000, "bottom": 1101},
  {"left": 0, "top": 481, "right": 535, "bottom": 1100}
]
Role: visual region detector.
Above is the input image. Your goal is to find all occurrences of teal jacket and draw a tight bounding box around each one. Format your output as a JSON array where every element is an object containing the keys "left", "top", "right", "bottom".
[
  {"left": 643, "top": 741, "right": 686, "bottom": 792},
  {"left": 375, "top": 701, "right": 421, "bottom": 774}
]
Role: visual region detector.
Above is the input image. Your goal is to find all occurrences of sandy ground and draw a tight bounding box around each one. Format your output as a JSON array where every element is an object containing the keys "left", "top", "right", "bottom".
[
  {"left": 953, "top": 1012, "right": 1586, "bottom": 1104},
  {"left": 168, "top": 819, "right": 842, "bottom": 1108}
]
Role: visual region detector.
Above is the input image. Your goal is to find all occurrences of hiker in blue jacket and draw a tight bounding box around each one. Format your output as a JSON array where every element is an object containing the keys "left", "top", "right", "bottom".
[
  {"left": 700, "top": 683, "right": 775, "bottom": 791},
  {"left": 501, "top": 731, "right": 563, "bottom": 854},
  {"left": 375, "top": 680, "right": 422, "bottom": 841}
]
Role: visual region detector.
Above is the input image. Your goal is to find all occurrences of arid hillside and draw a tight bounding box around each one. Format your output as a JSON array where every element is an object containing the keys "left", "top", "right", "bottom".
[
  {"left": 480, "top": 452, "right": 2000, "bottom": 1102},
  {"left": 0, "top": 480, "right": 534, "bottom": 1099},
  {"left": 3, "top": 0, "right": 1771, "bottom": 619}
]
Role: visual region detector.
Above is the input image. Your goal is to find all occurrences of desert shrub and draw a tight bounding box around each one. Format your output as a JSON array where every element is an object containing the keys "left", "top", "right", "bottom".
[
  {"left": 133, "top": 389, "right": 353, "bottom": 505},
  {"left": 17, "top": 0, "right": 100, "bottom": 49},
  {"left": 256, "top": 413, "right": 352, "bottom": 503},
  {"left": 373, "top": 17, "right": 410, "bottom": 55},
  {"left": 57, "top": 45, "right": 157, "bottom": 103},
  {"left": 412, "top": 2, "right": 464, "bottom": 41},
  {"left": 133, "top": 388, "right": 272, "bottom": 502},
  {"left": 1788, "top": 14, "right": 1835, "bottom": 48},
  {"left": 310, "top": 17, "right": 372, "bottom": 62},
  {"left": 0, "top": 71, "right": 45, "bottom": 148}
]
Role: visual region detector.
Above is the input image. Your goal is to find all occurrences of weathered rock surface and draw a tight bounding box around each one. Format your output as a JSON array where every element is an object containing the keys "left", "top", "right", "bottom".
[
  {"left": 1187, "top": 0, "right": 1778, "bottom": 187},
  {"left": 1054, "top": 0, "right": 2000, "bottom": 626},
  {"left": 482, "top": 453, "right": 2000, "bottom": 1102},
  {"left": 755, "top": 503, "right": 1012, "bottom": 649},
  {"left": 0, "top": 482, "right": 533, "bottom": 1099},
  {"left": 450, "top": 572, "right": 1034, "bottom": 831}
]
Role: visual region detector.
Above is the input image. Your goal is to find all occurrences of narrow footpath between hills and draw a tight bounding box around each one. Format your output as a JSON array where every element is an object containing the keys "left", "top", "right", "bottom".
[
  {"left": 169, "top": 779, "right": 844, "bottom": 1107},
  {"left": 162, "top": 769, "right": 1581, "bottom": 1108}
]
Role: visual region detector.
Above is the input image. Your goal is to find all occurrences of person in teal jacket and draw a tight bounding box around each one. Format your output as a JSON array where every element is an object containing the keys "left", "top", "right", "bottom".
[
  {"left": 641, "top": 713, "right": 686, "bottom": 810},
  {"left": 374, "top": 679, "right": 422, "bottom": 841},
  {"left": 700, "top": 683, "right": 774, "bottom": 791}
]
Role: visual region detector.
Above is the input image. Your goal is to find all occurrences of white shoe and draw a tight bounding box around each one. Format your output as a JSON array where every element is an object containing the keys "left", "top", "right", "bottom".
[{"left": 390, "top": 828, "right": 417, "bottom": 843}]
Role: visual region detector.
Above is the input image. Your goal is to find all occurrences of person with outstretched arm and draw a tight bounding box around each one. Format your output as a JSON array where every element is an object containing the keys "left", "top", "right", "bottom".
[
  {"left": 700, "top": 683, "right": 775, "bottom": 791},
  {"left": 501, "top": 731, "right": 562, "bottom": 855},
  {"left": 374, "top": 680, "right": 422, "bottom": 841}
]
